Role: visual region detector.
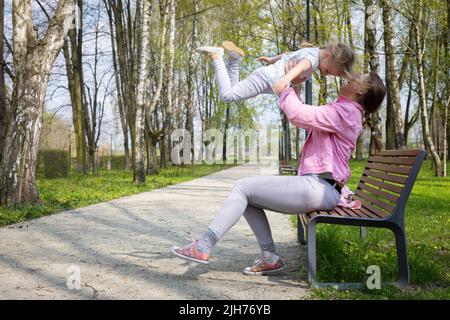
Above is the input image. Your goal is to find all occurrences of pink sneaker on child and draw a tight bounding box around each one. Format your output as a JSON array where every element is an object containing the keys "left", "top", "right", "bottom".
[
  {"left": 243, "top": 256, "right": 285, "bottom": 275},
  {"left": 170, "top": 240, "right": 210, "bottom": 265}
]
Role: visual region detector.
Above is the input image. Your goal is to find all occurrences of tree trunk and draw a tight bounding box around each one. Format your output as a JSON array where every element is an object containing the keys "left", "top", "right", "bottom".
[
  {"left": 105, "top": 0, "right": 137, "bottom": 174},
  {"left": 162, "top": 0, "right": 175, "bottom": 168},
  {"left": 414, "top": 0, "right": 442, "bottom": 176},
  {"left": 0, "top": 0, "right": 6, "bottom": 162},
  {"left": 313, "top": 1, "right": 327, "bottom": 105},
  {"left": 430, "top": 34, "right": 441, "bottom": 169},
  {"left": 104, "top": 0, "right": 130, "bottom": 171},
  {"left": 134, "top": 0, "right": 152, "bottom": 183},
  {"left": 62, "top": 0, "right": 88, "bottom": 174},
  {"left": 186, "top": 0, "right": 199, "bottom": 164},
  {"left": 363, "top": 0, "right": 382, "bottom": 155},
  {"left": 134, "top": 1, "right": 167, "bottom": 183},
  {"left": 381, "top": 0, "right": 405, "bottom": 150},
  {"left": 403, "top": 65, "right": 416, "bottom": 145},
  {"left": 0, "top": 0, "right": 74, "bottom": 205}
]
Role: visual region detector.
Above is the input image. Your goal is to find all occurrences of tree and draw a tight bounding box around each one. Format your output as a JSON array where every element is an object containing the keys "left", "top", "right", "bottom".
[
  {"left": 134, "top": 0, "right": 168, "bottom": 183},
  {"left": 103, "top": 0, "right": 137, "bottom": 171},
  {"left": 363, "top": 0, "right": 383, "bottom": 157},
  {"left": 59, "top": 0, "right": 88, "bottom": 174},
  {"left": 381, "top": 0, "right": 406, "bottom": 150},
  {"left": 413, "top": 0, "right": 442, "bottom": 176},
  {"left": 83, "top": 2, "right": 114, "bottom": 175},
  {"left": 161, "top": 0, "right": 176, "bottom": 168},
  {"left": 186, "top": 0, "right": 199, "bottom": 164},
  {"left": 0, "top": 0, "right": 6, "bottom": 162},
  {"left": 0, "top": 0, "right": 75, "bottom": 205}
]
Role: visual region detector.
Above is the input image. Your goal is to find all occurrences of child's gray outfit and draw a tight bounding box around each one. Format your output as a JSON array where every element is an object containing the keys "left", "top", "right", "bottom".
[{"left": 213, "top": 47, "right": 319, "bottom": 102}]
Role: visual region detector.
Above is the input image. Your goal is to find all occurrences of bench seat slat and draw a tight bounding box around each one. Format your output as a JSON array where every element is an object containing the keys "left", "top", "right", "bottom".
[
  {"left": 334, "top": 206, "right": 360, "bottom": 218},
  {"left": 358, "top": 184, "right": 399, "bottom": 204},
  {"left": 355, "top": 189, "right": 395, "bottom": 213},
  {"left": 341, "top": 207, "right": 379, "bottom": 219},
  {"left": 366, "top": 162, "right": 411, "bottom": 175},
  {"left": 368, "top": 156, "right": 416, "bottom": 165},
  {"left": 379, "top": 149, "right": 421, "bottom": 156},
  {"left": 360, "top": 175, "right": 403, "bottom": 194},
  {"left": 358, "top": 206, "right": 384, "bottom": 218},
  {"left": 354, "top": 195, "right": 391, "bottom": 217},
  {"left": 363, "top": 169, "right": 408, "bottom": 184}
]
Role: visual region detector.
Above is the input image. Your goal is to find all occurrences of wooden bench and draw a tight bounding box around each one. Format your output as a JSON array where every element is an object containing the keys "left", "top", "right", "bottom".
[{"left": 297, "top": 149, "right": 426, "bottom": 289}]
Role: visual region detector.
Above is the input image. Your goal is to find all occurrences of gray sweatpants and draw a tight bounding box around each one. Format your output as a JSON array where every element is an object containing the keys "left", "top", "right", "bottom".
[
  {"left": 208, "top": 174, "right": 341, "bottom": 248},
  {"left": 214, "top": 57, "right": 273, "bottom": 103}
]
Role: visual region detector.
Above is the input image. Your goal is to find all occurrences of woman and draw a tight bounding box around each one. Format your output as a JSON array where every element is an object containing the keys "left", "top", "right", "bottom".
[{"left": 171, "top": 69, "right": 386, "bottom": 276}]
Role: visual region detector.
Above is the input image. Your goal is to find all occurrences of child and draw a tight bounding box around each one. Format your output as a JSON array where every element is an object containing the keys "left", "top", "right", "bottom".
[{"left": 196, "top": 40, "right": 355, "bottom": 102}]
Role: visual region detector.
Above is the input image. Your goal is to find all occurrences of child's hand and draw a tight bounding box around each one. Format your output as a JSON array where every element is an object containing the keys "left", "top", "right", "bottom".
[
  {"left": 257, "top": 56, "right": 274, "bottom": 65},
  {"left": 273, "top": 79, "right": 290, "bottom": 96}
]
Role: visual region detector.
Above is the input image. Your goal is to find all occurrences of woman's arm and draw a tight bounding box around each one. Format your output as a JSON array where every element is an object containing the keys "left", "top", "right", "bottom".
[{"left": 278, "top": 88, "right": 343, "bottom": 133}]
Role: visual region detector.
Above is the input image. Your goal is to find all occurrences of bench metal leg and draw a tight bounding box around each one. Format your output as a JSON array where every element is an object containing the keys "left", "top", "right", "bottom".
[
  {"left": 297, "top": 215, "right": 307, "bottom": 245},
  {"left": 360, "top": 226, "right": 367, "bottom": 241},
  {"left": 305, "top": 221, "right": 410, "bottom": 290},
  {"left": 391, "top": 225, "right": 410, "bottom": 288},
  {"left": 307, "top": 220, "right": 317, "bottom": 287}
]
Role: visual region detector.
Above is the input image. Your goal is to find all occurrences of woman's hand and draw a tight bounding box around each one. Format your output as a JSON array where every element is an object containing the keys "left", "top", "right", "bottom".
[
  {"left": 257, "top": 56, "right": 274, "bottom": 65},
  {"left": 273, "top": 78, "right": 290, "bottom": 96}
]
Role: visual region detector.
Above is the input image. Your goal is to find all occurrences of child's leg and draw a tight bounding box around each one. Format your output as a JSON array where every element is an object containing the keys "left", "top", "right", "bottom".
[
  {"left": 227, "top": 57, "right": 241, "bottom": 86},
  {"left": 213, "top": 57, "right": 272, "bottom": 102}
]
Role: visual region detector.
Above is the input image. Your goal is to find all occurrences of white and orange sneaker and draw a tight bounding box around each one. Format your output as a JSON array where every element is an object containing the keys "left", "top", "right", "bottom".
[
  {"left": 170, "top": 239, "right": 210, "bottom": 265},
  {"left": 195, "top": 46, "right": 224, "bottom": 57},
  {"left": 222, "top": 41, "right": 245, "bottom": 59},
  {"left": 243, "top": 256, "right": 285, "bottom": 275}
]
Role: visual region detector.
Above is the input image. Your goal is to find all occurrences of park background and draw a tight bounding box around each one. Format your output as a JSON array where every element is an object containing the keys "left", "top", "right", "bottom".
[{"left": 0, "top": 0, "right": 448, "bottom": 299}]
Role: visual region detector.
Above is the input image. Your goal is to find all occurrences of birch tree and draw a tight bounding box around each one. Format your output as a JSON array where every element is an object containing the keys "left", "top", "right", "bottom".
[
  {"left": 0, "top": 0, "right": 75, "bottom": 205},
  {"left": 413, "top": 0, "right": 442, "bottom": 176},
  {"left": 186, "top": 0, "right": 199, "bottom": 164},
  {"left": 161, "top": 0, "right": 176, "bottom": 168},
  {"left": 0, "top": 0, "right": 6, "bottom": 161},
  {"left": 363, "top": 0, "right": 383, "bottom": 156},
  {"left": 134, "top": 0, "right": 168, "bottom": 183},
  {"left": 134, "top": 0, "right": 152, "bottom": 183},
  {"left": 381, "top": 0, "right": 406, "bottom": 149}
]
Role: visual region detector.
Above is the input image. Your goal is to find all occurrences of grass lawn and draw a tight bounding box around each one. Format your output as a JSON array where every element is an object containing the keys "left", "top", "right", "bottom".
[
  {"left": 292, "top": 159, "right": 449, "bottom": 300},
  {"left": 0, "top": 164, "right": 233, "bottom": 227}
]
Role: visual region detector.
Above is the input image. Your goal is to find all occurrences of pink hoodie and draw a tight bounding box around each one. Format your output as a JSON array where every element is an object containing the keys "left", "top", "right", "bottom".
[{"left": 279, "top": 88, "right": 364, "bottom": 186}]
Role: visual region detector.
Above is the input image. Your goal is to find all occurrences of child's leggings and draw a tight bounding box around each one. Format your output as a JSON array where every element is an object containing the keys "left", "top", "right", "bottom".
[
  {"left": 214, "top": 57, "right": 273, "bottom": 102},
  {"left": 208, "top": 174, "right": 341, "bottom": 248}
]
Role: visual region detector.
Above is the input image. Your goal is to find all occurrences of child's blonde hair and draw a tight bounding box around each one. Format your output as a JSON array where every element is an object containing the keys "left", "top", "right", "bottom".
[
  {"left": 321, "top": 41, "right": 355, "bottom": 75},
  {"left": 300, "top": 40, "right": 355, "bottom": 75}
]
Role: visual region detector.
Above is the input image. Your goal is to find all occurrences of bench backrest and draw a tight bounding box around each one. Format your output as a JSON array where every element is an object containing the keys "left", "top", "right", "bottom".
[{"left": 354, "top": 149, "right": 426, "bottom": 223}]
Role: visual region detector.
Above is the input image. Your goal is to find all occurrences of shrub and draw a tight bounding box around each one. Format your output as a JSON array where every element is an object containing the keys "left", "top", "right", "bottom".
[
  {"left": 99, "top": 155, "right": 126, "bottom": 170},
  {"left": 39, "top": 150, "right": 70, "bottom": 178}
]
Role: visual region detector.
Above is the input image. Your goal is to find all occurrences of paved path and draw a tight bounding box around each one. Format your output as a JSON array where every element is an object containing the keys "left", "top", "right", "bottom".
[{"left": 0, "top": 164, "right": 309, "bottom": 299}]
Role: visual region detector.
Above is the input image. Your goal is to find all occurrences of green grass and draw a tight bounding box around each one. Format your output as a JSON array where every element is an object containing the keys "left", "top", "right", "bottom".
[
  {"left": 0, "top": 164, "right": 233, "bottom": 227},
  {"left": 293, "top": 160, "right": 450, "bottom": 300}
]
